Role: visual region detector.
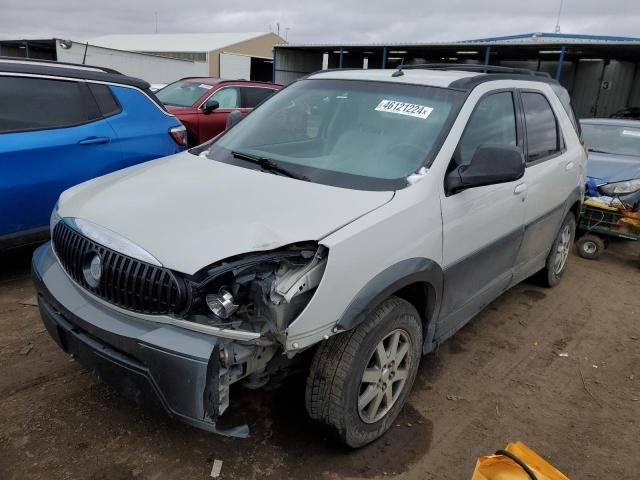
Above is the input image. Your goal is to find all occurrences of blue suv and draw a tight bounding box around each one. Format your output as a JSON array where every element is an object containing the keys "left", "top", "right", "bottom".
[{"left": 0, "top": 58, "right": 187, "bottom": 250}]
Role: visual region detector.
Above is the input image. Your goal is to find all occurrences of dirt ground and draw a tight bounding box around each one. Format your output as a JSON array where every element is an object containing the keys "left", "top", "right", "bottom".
[{"left": 0, "top": 241, "right": 639, "bottom": 480}]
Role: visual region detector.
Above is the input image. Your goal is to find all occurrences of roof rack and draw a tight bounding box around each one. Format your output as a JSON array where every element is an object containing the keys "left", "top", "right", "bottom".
[
  {"left": 0, "top": 56, "right": 122, "bottom": 75},
  {"left": 392, "top": 63, "right": 551, "bottom": 78},
  {"left": 0, "top": 57, "right": 150, "bottom": 91}
]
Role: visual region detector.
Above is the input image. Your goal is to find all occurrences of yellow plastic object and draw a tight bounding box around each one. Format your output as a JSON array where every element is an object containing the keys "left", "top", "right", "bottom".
[
  {"left": 583, "top": 198, "right": 619, "bottom": 211},
  {"left": 471, "top": 442, "right": 570, "bottom": 480}
]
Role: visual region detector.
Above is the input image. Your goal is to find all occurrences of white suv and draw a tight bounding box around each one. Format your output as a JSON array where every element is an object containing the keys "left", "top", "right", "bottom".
[{"left": 34, "top": 65, "right": 585, "bottom": 447}]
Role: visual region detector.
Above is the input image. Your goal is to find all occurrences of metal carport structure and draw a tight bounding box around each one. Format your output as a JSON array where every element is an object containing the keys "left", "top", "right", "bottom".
[{"left": 274, "top": 33, "right": 640, "bottom": 118}]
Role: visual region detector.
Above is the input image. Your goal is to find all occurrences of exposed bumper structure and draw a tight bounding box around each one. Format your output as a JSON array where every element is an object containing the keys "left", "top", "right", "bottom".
[{"left": 32, "top": 242, "right": 248, "bottom": 437}]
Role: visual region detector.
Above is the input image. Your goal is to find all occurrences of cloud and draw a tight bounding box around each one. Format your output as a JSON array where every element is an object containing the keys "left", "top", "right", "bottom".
[{"left": 1, "top": 0, "right": 639, "bottom": 44}]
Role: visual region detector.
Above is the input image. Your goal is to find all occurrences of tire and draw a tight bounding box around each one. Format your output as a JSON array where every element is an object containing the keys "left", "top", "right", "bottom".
[
  {"left": 305, "top": 296, "right": 422, "bottom": 448},
  {"left": 576, "top": 234, "right": 605, "bottom": 260},
  {"left": 537, "top": 212, "right": 576, "bottom": 287}
]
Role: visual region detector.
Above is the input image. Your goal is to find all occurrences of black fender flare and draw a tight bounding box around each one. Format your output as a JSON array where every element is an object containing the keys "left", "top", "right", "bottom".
[
  {"left": 563, "top": 185, "right": 584, "bottom": 220},
  {"left": 336, "top": 258, "right": 443, "bottom": 350}
]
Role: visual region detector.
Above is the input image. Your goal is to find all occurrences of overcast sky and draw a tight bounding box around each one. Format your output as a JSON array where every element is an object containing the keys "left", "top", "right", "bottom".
[{"left": 1, "top": 0, "right": 639, "bottom": 43}]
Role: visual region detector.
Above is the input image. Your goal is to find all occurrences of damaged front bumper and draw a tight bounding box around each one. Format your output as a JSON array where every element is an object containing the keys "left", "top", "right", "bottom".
[{"left": 31, "top": 243, "right": 249, "bottom": 437}]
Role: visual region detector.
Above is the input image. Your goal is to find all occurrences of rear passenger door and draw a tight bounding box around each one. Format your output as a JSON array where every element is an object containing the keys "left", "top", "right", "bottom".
[
  {"left": 0, "top": 76, "right": 121, "bottom": 237},
  {"left": 512, "top": 88, "right": 579, "bottom": 280}
]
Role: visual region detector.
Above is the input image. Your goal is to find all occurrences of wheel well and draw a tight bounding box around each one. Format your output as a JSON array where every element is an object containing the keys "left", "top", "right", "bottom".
[
  {"left": 569, "top": 200, "right": 581, "bottom": 221},
  {"left": 393, "top": 281, "right": 436, "bottom": 331}
]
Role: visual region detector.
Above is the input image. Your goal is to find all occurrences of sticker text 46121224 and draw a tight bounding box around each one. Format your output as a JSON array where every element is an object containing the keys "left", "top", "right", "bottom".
[{"left": 374, "top": 99, "right": 434, "bottom": 119}]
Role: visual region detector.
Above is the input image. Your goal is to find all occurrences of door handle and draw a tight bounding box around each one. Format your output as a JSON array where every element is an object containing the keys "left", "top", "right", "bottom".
[
  {"left": 78, "top": 136, "right": 110, "bottom": 146},
  {"left": 514, "top": 183, "right": 528, "bottom": 195},
  {"left": 565, "top": 161, "right": 575, "bottom": 171}
]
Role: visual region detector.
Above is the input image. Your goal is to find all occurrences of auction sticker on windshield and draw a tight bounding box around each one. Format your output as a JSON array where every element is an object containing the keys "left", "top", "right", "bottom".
[{"left": 375, "top": 100, "right": 433, "bottom": 119}]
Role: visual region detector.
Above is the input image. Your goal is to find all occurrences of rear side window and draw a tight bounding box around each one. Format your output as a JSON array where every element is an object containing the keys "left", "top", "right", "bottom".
[
  {"left": 0, "top": 76, "right": 92, "bottom": 133},
  {"left": 88, "top": 83, "right": 121, "bottom": 117},
  {"left": 550, "top": 83, "right": 582, "bottom": 141},
  {"left": 458, "top": 91, "right": 517, "bottom": 166},
  {"left": 521, "top": 92, "right": 561, "bottom": 162},
  {"left": 241, "top": 87, "right": 275, "bottom": 108}
]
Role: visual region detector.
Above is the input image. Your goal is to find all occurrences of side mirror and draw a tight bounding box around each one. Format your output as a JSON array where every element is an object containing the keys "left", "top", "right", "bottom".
[
  {"left": 201, "top": 99, "right": 219, "bottom": 114},
  {"left": 225, "top": 110, "right": 243, "bottom": 131},
  {"left": 446, "top": 144, "right": 525, "bottom": 194}
]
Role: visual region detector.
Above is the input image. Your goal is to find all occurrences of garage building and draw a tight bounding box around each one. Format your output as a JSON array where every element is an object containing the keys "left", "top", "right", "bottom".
[
  {"left": 274, "top": 32, "right": 640, "bottom": 118},
  {"left": 89, "top": 32, "right": 285, "bottom": 82}
]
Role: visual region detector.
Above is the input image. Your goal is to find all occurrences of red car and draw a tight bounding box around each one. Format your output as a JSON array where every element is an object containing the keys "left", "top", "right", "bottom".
[{"left": 156, "top": 78, "right": 281, "bottom": 145}]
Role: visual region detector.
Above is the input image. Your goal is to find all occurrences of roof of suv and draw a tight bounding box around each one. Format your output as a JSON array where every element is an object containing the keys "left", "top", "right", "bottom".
[
  {"left": 176, "top": 77, "right": 281, "bottom": 86},
  {"left": 308, "top": 65, "right": 558, "bottom": 90},
  {"left": 0, "top": 57, "right": 150, "bottom": 90}
]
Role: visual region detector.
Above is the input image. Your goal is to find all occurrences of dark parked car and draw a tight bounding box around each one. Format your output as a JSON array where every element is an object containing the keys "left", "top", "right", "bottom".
[
  {"left": 0, "top": 58, "right": 187, "bottom": 250},
  {"left": 581, "top": 118, "right": 640, "bottom": 208},
  {"left": 610, "top": 107, "right": 640, "bottom": 121},
  {"left": 156, "top": 78, "right": 281, "bottom": 145}
]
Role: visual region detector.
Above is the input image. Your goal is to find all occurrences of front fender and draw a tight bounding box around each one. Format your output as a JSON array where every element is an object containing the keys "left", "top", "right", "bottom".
[{"left": 336, "top": 257, "right": 443, "bottom": 351}]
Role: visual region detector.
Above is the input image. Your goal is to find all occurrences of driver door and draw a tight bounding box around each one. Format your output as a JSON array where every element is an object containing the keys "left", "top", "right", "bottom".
[{"left": 437, "top": 90, "right": 527, "bottom": 337}]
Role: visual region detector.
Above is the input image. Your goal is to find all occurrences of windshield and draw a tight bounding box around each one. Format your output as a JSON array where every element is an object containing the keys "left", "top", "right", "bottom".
[
  {"left": 199, "top": 79, "right": 464, "bottom": 190},
  {"left": 581, "top": 123, "right": 640, "bottom": 157},
  {"left": 156, "top": 81, "right": 212, "bottom": 107}
]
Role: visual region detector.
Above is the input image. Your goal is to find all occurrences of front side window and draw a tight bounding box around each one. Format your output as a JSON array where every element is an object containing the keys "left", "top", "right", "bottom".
[
  {"left": 156, "top": 81, "right": 213, "bottom": 107},
  {"left": 0, "top": 76, "right": 91, "bottom": 133},
  {"left": 210, "top": 87, "right": 240, "bottom": 109},
  {"left": 581, "top": 123, "right": 640, "bottom": 157},
  {"left": 522, "top": 92, "right": 561, "bottom": 162},
  {"left": 199, "top": 79, "right": 464, "bottom": 190},
  {"left": 458, "top": 91, "right": 517, "bottom": 166}
]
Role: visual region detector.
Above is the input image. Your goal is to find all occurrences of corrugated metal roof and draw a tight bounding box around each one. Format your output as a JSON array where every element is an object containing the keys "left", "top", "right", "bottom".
[
  {"left": 278, "top": 32, "right": 640, "bottom": 49},
  {"left": 463, "top": 32, "right": 640, "bottom": 43},
  {"left": 88, "top": 32, "right": 272, "bottom": 53}
]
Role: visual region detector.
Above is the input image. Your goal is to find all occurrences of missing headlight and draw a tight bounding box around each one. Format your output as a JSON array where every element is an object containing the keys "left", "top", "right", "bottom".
[{"left": 186, "top": 243, "right": 328, "bottom": 336}]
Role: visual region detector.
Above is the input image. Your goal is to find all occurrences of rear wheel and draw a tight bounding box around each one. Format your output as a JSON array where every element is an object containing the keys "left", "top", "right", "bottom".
[
  {"left": 576, "top": 234, "right": 605, "bottom": 260},
  {"left": 537, "top": 212, "right": 576, "bottom": 287},
  {"left": 305, "top": 297, "right": 422, "bottom": 448}
]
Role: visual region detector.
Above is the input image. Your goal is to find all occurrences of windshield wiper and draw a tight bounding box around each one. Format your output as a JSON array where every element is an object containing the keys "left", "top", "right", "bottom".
[{"left": 231, "top": 151, "right": 309, "bottom": 181}]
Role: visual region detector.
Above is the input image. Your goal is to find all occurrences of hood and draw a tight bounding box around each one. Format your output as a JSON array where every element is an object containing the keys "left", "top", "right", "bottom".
[
  {"left": 58, "top": 153, "right": 394, "bottom": 274},
  {"left": 587, "top": 152, "right": 640, "bottom": 184}
]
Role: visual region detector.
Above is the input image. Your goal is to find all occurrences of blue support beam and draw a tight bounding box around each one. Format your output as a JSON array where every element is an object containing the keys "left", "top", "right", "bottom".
[
  {"left": 338, "top": 47, "right": 344, "bottom": 69},
  {"left": 483, "top": 46, "right": 491, "bottom": 66},
  {"left": 555, "top": 46, "right": 566, "bottom": 81},
  {"left": 381, "top": 47, "right": 387, "bottom": 69}
]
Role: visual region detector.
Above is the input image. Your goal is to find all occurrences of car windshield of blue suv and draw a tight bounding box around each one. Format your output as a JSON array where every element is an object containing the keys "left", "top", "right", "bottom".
[
  {"left": 582, "top": 123, "right": 640, "bottom": 157},
  {"left": 156, "top": 80, "right": 212, "bottom": 107},
  {"left": 196, "top": 79, "right": 464, "bottom": 190}
]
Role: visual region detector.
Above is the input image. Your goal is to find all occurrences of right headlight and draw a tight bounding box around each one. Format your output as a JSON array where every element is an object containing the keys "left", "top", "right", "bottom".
[
  {"left": 49, "top": 201, "right": 62, "bottom": 236},
  {"left": 599, "top": 178, "right": 640, "bottom": 195}
]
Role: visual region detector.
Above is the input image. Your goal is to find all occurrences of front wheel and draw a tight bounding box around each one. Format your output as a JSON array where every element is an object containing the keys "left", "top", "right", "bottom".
[
  {"left": 305, "top": 297, "right": 422, "bottom": 448},
  {"left": 537, "top": 212, "right": 576, "bottom": 287}
]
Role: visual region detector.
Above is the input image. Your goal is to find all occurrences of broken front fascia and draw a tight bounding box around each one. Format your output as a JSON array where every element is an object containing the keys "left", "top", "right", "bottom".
[{"left": 191, "top": 243, "right": 328, "bottom": 423}]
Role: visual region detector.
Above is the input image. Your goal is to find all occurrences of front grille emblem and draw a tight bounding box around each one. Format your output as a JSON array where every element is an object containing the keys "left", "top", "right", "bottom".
[{"left": 83, "top": 253, "right": 102, "bottom": 288}]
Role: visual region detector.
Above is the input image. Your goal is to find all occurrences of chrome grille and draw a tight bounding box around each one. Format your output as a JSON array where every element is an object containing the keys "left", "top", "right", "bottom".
[{"left": 52, "top": 221, "right": 186, "bottom": 315}]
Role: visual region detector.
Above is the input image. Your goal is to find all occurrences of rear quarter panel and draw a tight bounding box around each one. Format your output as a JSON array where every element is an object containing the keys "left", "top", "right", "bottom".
[{"left": 107, "top": 85, "right": 185, "bottom": 169}]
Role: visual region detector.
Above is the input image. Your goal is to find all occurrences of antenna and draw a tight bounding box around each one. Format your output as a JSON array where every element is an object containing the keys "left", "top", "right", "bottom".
[
  {"left": 285, "top": 27, "right": 290, "bottom": 41},
  {"left": 155, "top": 12, "right": 158, "bottom": 33},
  {"left": 554, "top": 0, "right": 564, "bottom": 33}
]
